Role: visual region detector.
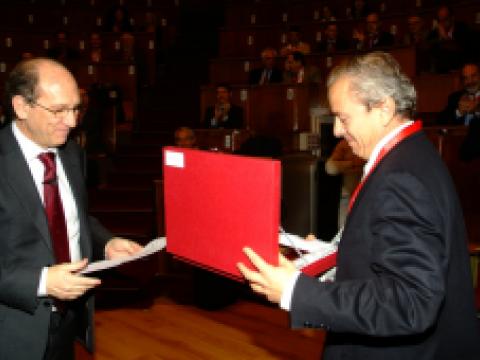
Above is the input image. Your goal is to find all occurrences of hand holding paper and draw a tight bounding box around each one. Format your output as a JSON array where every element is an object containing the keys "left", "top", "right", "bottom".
[
  {"left": 105, "top": 237, "right": 143, "bottom": 260},
  {"left": 81, "top": 238, "right": 166, "bottom": 274}
]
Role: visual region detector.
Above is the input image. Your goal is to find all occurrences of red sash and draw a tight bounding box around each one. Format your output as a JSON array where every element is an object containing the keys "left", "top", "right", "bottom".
[{"left": 348, "top": 121, "right": 423, "bottom": 212}]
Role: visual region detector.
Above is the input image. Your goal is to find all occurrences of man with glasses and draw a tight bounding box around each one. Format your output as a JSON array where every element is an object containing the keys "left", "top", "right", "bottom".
[
  {"left": 238, "top": 52, "right": 480, "bottom": 360},
  {"left": 438, "top": 63, "right": 480, "bottom": 125},
  {"left": 0, "top": 57, "right": 143, "bottom": 360}
]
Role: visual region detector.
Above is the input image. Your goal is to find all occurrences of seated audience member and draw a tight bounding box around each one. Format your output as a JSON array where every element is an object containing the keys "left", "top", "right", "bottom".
[
  {"left": 438, "top": 63, "right": 480, "bottom": 125},
  {"left": 316, "top": 23, "right": 350, "bottom": 53},
  {"left": 140, "top": 11, "right": 164, "bottom": 64},
  {"left": 402, "top": 13, "right": 430, "bottom": 73},
  {"left": 174, "top": 127, "right": 197, "bottom": 148},
  {"left": 319, "top": 5, "right": 336, "bottom": 22},
  {"left": 249, "top": 47, "right": 283, "bottom": 85},
  {"left": 348, "top": 0, "right": 371, "bottom": 19},
  {"left": 352, "top": 12, "right": 394, "bottom": 50},
  {"left": 88, "top": 32, "right": 103, "bottom": 63},
  {"left": 104, "top": 5, "right": 133, "bottom": 33},
  {"left": 403, "top": 13, "right": 430, "bottom": 72},
  {"left": 47, "top": 30, "right": 80, "bottom": 63},
  {"left": 204, "top": 84, "right": 244, "bottom": 129},
  {"left": 427, "top": 5, "right": 473, "bottom": 73},
  {"left": 283, "top": 51, "right": 321, "bottom": 84},
  {"left": 280, "top": 25, "right": 311, "bottom": 56},
  {"left": 325, "top": 139, "right": 364, "bottom": 228},
  {"left": 119, "top": 32, "right": 136, "bottom": 62},
  {"left": 403, "top": 14, "right": 428, "bottom": 46}
]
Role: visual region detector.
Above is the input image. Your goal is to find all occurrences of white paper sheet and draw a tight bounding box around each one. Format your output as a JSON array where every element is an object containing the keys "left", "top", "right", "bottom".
[{"left": 80, "top": 237, "right": 166, "bottom": 274}]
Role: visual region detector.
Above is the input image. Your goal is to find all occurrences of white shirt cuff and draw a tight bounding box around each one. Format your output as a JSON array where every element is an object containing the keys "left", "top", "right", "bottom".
[
  {"left": 279, "top": 270, "right": 301, "bottom": 311},
  {"left": 37, "top": 267, "right": 48, "bottom": 297}
]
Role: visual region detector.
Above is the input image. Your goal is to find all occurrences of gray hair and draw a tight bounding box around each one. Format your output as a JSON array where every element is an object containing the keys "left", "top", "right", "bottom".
[{"left": 327, "top": 52, "right": 416, "bottom": 118}]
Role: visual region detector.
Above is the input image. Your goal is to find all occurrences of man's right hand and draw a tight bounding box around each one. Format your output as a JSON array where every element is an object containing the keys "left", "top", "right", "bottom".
[{"left": 46, "top": 259, "right": 101, "bottom": 300}]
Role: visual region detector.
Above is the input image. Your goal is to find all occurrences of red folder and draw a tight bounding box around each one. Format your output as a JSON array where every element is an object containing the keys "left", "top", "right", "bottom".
[{"left": 163, "top": 147, "right": 281, "bottom": 280}]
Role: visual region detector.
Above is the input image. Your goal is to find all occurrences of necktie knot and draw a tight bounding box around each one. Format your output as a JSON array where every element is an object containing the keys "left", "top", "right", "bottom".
[{"left": 38, "top": 152, "right": 56, "bottom": 184}]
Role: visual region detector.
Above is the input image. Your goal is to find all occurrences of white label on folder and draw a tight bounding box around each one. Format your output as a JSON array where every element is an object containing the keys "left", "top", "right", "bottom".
[{"left": 165, "top": 151, "right": 184, "bottom": 168}]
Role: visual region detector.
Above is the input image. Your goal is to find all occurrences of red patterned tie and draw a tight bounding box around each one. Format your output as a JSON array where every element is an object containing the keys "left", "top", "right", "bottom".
[{"left": 38, "top": 152, "right": 71, "bottom": 263}]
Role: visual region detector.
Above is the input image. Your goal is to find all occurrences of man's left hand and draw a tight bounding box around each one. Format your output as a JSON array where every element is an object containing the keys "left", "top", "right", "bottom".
[
  {"left": 237, "top": 247, "right": 297, "bottom": 304},
  {"left": 105, "top": 237, "right": 143, "bottom": 260}
]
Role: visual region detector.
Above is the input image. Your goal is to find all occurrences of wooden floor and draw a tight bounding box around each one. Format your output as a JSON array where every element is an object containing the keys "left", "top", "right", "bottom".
[{"left": 76, "top": 267, "right": 326, "bottom": 360}]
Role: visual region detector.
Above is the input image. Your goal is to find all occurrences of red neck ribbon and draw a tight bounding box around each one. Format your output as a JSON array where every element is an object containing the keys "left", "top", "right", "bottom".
[{"left": 348, "top": 120, "right": 423, "bottom": 212}]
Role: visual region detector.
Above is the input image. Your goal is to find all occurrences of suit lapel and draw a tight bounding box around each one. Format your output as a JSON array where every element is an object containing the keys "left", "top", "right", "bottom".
[
  {"left": 58, "top": 146, "right": 92, "bottom": 259},
  {"left": 0, "top": 125, "right": 53, "bottom": 252}
]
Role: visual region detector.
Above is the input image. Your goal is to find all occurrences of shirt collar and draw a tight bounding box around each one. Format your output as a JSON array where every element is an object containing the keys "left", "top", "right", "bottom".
[
  {"left": 363, "top": 120, "right": 413, "bottom": 178},
  {"left": 12, "top": 121, "right": 58, "bottom": 162}
]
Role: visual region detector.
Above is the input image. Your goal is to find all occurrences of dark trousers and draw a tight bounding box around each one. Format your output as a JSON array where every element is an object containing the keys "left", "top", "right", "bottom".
[{"left": 43, "top": 310, "right": 77, "bottom": 360}]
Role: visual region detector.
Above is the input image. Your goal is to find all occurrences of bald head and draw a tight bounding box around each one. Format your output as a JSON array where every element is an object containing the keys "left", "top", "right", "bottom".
[
  {"left": 5, "top": 58, "right": 78, "bottom": 115},
  {"left": 6, "top": 57, "right": 81, "bottom": 148},
  {"left": 175, "top": 127, "right": 196, "bottom": 148}
]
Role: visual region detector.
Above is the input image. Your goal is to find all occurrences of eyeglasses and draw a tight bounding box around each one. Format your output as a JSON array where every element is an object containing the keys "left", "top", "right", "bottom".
[{"left": 32, "top": 102, "right": 83, "bottom": 119}]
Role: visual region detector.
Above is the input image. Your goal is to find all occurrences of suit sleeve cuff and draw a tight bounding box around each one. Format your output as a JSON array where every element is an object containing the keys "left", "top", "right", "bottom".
[{"left": 280, "top": 270, "right": 301, "bottom": 311}]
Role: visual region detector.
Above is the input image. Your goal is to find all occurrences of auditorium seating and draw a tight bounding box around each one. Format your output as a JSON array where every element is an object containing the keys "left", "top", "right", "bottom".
[{"left": 209, "top": 45, "right": 417, "bottom": 84}]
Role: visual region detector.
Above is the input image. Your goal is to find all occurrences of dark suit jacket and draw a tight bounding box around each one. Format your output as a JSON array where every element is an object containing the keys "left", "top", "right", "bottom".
[
  {"left": 290, "top": 131, "right": 480, "bottom": 359},
  {"left": 248, "top": 67, "right": 283, "bottom": 85},
  {"left": 353, "top": 31, "right": 395, "bottom": 51},
  {"left": 0, "top": 124, "right": 112, "bottom": 360},
  {"left": 204, "top": 104, "right": 244, "bottom": 129},
  {"left": 427, "top": 21, "right": 473, "bottom": 73},
  {"left": 438, "top": 89, "right": 480, "bottom": 125},
  {"left": 460, "top": 117, "right": 480, "bottom": 161},
  {"left": 315, "top": 38, "right": 351, "bottom": 53}
]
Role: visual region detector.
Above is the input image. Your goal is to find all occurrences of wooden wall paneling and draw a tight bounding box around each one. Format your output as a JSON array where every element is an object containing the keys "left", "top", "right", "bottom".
[
  {"left": 423, "top": 125, "right": 480, "bottom": 243},
  {"left": 0, "top": 32, "right": 24, "bottom": 59},
  {"left": 415, "top": 72, "right": 461, "bottom": 113},
  {"left": 209, "top": 57, "right": 262, "bottom": 85}
]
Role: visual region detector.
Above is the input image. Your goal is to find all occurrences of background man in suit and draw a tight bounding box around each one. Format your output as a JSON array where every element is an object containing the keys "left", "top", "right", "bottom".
[
  {"left": 427, "top": 4, "right": 475, "bottom": 73},
  {"left": 203, "top": 84, "right": 243, "bottom": 129},
  {"left": 352, "top": 12, "right": 394, "bottom": 51},
  {"left": 279, "top": 25, "right": 311, "bottom": 56},
  {"left": 316, "top": 23, "right": 350, "bottom": 54},
  {"left": 438, "top": 62, "right": 480, "bottom": 125},
  {"left": 248, "top": 47, "right": 283, "bottom": 85},
  {"left": 0, "top": 57, "right": 142, "bottom": 360},
  {"left": 283, "top": 51, "right": 321, "bottom": 85},
  {"left": 238, "top": 52, "right": 480, "bottom": 359}
]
